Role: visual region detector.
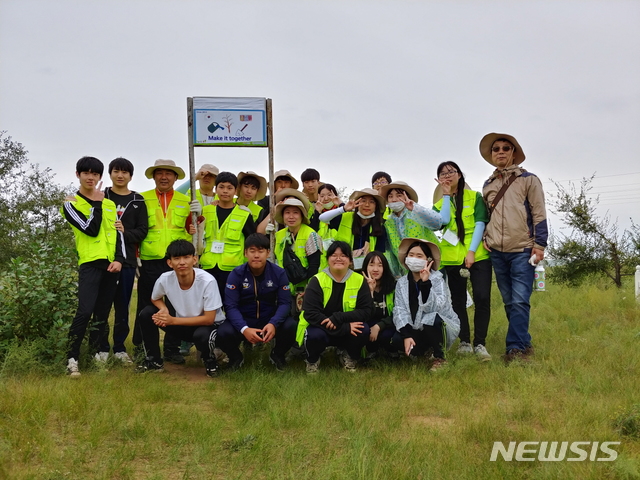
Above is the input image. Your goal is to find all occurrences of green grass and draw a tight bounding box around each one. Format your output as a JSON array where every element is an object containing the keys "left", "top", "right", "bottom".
[{"left": 1, "top": 281, "right": 639, "bottom": 479}]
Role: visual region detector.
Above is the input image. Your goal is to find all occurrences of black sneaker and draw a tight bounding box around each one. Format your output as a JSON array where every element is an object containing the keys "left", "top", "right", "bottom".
[
  {"left": 227, "top": 355, "right": 244, "bottom": 372},
  {"left": 269, "top": 350, "right": 287, "bottom": 372},
  {"left": 163, "top": 353, "right": 186, "bottom": 365},
  {"left": 135, "top": 357, "right": 164, "bottom": 373},
  {"left": 204, "top": 357, "right": 219, "bottom": 378}
]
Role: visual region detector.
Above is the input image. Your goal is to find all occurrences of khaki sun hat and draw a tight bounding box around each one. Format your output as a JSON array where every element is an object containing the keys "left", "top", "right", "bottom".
[
  {"left": 274, "top": 188, "right": 311, "bottom": 212},
  {"left": 195, "top": 164, "right": 220, "bottom": 180},
  {"left": 432, "top": 182, "right": 472, "bottom": 204},
  {"left": 349, "top": 188, "right": 386, "bottom": 212},
  {"left": 275, "top": 198, "right": 310, "bottom": 225},
  {"left": 398, "top": 237, "right": 441, "bottom": 271},
  {"left": 145, "top": 159, "right": 186, "bottom": 180},
  {"left": 237, "top": 171, "right": 268, "bottom": 200},
  {"left": 479, "top": 132, "right": 526, "bottom": 166},
  {"left": 274, "top": 169, "right": 300, "bottom": 190},
  {"left": 379, "top": 181, "right": 419, "bottom": 203}
]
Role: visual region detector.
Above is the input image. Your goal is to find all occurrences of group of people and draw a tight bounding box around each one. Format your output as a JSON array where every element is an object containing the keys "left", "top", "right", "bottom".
[{"left": 62, "top": 131, "right": 547, "bottom": 377}]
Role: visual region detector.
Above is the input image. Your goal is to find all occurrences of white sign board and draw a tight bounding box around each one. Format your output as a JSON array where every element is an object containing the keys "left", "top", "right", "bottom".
[{"left": 193, "top": 97, "right": 267, "bottom": 147}]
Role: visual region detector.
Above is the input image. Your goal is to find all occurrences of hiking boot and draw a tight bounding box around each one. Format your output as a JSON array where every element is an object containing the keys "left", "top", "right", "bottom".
[
  {"left": 94, "top": 351, "right": 109, "bottom": 364},
  {"left": 504, "top": 348, "right": 525, "bottom": 363},
  {"left": 457, "top": 341, "right": 473, "bottom": 355},
  {"left": 135, "top": 357, "right": 164, "bottom": 373},
  {"left": 163, "top": 353, "right": 186, "bottom": 365},
  {"left": 114, "top": 352, "right": 133, "bottom": 363},
  {"left": 227, "top": 355, "right": 244, "bottom": 372},
  {"left": 524, "top": 345, "right": 535, "bottom": 358},
  {"left": 204, "top": 357, "right": 219, "bottom": 378},
  {"left": 338, "top": 351, "right": 358, "bottom": 372},
  {"left": 67, "top": 358, "right": 81, "bottom": 378},
  {"left": 474, "top": 344, "right": 492, "bottom": 361},
  {"left": 429, "top": 357, "right": 448, "bottom": 372},
  {"left": 269, "top": 350, "right": 287, "bottom": 372},
  {"left": 305, "top": 358, "right": 320, "bottom": 374}
]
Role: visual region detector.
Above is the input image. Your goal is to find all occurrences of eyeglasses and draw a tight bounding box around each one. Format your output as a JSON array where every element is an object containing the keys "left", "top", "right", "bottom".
[
  {"left": 492, "top": 145, "right": 513, "bottom": 153},
  {"left": 329, "top": 254, "right": 349, "bottom": 260},
  {"left": 372, "top": 181, "right": 388, "bottom": 188},
  {"left": 438, "top": 170, "right": 458, "bottom": 178}
]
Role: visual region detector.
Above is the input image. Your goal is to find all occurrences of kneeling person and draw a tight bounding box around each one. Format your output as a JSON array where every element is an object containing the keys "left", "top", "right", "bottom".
[
  {"left": 218, "top": 234, "right": 295, "bottom": 371},
  {"left": 136, "top": 240, "right": 225, "bottom": 377}
]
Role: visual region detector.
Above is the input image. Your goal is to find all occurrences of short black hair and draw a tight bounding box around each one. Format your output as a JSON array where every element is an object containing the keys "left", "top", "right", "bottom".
[
  {"left": 216, "top": 171, "right": 238, "bottom": 188},
  {"left": 275, "top": 175, "right": 292, "bottom": 183},
  {"left": 240, "top": 175, "right": 260, "bottom": 189},
  {"left": 371, "top": 171, "right": 391, "bottom": 185},
  {"left": 166, "top": 239, "right": 196, "bottom": 258},
  {"left": 76, "top": 156, "right": 104, "bottom": 176},
  {"left": 244, "top": 233, "right": 270, "bottom": 251},
  {"left": 301, "top": 168, "right": 320, "bottom": 182},
  {"left": 318, "top": 183, "right": 338, "bottom": 196},
  {"left": 108, "top": 157, "right": 134, "bottom": 175},
  {"left": 326, "top": 241, "right": 352, "bottom": 261}
]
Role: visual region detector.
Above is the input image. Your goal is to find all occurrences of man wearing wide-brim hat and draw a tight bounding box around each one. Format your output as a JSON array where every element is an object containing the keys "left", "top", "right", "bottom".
[
  {"left": 186, "top": 164, "right": 220, "bottom": 207},
  {"left": 378, "top": 181, "right": 442, "bottom": 278},
  {"left": 135, "top": 159, "right": 199, "bottom": 365},
  {"left": 236, "top": 171, "right": 268, "bottom": 223},
  {"left": 479, "top": 132, "right": 547, "bottom": 363},
  {"left": 257, "top": 169, "right": 300, "bottom": 212}
]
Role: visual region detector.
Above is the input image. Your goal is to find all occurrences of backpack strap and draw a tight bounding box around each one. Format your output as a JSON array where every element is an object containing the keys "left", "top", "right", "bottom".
[{"left": 488, "top": 173, "right": 518, "bottom": 214}]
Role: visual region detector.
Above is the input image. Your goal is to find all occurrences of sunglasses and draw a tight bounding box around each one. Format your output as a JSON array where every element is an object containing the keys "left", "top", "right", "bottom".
[{"left": 492, "top": 145, "right": 513, "bottom": 153}]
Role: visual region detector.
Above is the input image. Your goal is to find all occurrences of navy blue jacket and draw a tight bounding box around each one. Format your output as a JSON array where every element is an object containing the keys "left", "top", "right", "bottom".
[{"left": 224, "top": 261, "right": 291, "bottom": 331}]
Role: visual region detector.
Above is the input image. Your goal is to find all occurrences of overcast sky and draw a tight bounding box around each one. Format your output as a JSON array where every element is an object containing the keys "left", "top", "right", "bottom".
[{"left": 1, "top": 0, "right": 639, "bottom": 234}]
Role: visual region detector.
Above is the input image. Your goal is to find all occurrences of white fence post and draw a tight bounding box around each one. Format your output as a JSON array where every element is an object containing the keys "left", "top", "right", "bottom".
[{"left": 636, "top": 266, "right": 640, "bottom": 302}]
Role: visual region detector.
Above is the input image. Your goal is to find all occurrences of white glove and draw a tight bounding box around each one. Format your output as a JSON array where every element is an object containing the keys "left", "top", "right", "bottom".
[
  {"left": 265, "top": 222, "right": 275, "bottom": 234},
  {"left": 189, "top": 200, "right": 202, "bottom": 215}
]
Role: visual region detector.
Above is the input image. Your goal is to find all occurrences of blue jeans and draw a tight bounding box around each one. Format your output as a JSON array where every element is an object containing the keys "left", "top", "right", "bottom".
[{"left": 490, "top": 251, "right": 534, "bottom": 353}]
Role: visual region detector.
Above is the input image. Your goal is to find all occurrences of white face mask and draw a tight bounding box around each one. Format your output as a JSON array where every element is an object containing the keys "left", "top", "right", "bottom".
[
  {"left": 322, "top": 201, "right": 334, "bottom": 209},
  {"left": 405, "top": 257, "right": 427, "bottom": 273},
  {"left": 388, "top": 201, "right": 405, "bottom": 213},
  {"left": 357, "top": 211, "right": 375, "bottom": 219}
]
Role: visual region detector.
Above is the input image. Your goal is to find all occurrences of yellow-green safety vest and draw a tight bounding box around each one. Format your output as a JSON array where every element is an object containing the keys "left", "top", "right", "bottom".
[
  {"left": 275, "top": 224, "right": 315, "bottom": 291},
  {"left": 200, "top": 204, "right": 250, "bottom": 271},
  {"left": 335, "top": 212, "right": 379, "bottom": 251},
  {"left": 296, "top": 271, "right": 365, "bottom": 345},
  {"left": 62, "top": 196, "right": 118, "bottom": 265},
  {"left": 433, "top": 189, "right": 489, "bottom": 266},
  {"left": 140, "top": 189, "right": 191, "bottom": 260}
]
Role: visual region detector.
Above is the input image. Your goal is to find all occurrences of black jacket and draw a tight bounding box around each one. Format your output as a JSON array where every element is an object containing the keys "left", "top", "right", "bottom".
[{"left": 104, "top": 188, "right": 148, "bottom": 267}]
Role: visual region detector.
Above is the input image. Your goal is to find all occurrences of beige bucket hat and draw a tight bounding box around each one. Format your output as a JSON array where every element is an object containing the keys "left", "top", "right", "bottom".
[
  {"left": 274, "top": 188, "right": 311, "bottom": 212},
  {"left": 379, "top": 181, "right": 419, "bottom": 203},
  {"left": 145, "top": 159, "right": 186, "bottom": 180},
  {"left": 275, "top": 198, "right": 310, "bottom": 225},
  {"left": 237, "top": 171, "right": 268, "bottom": 200},
  {"left": 195, "top": 164, "right": 220, "bottom": 179},
  {"left": 274, "top": 169, "right": 300, "bottom": 190},
  {"left": 479, "top": 132, "right": 526, "bottom": 166},
  {"left": 398, "top": 237, "right": 441, "bottom": 271},
  {"left": 349, "top": 188, "right": 386, "bottom": 212}
]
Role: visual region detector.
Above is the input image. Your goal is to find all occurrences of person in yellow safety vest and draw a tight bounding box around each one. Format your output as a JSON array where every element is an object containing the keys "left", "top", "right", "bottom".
[
  {"left": 300, "top": 168, "right": 321, "bottom": 207},
  {"left": 257, "top": 187, "right": 312, "bottom": 234},
  {"left": 187, "top": 164, "right": 219, "bottom": 207},
  {"left": 378, "top": 181, "right": 443, "bottom": 279},
  {"left": 371, "top": 171, "right": 393, "bottom": 220},
  {"left": 361, "top": 251, "right": 397, "bottom": 358},
  {"left": 309, "top": 183, "right": 343, "bottom": 267},
  {"left": 236, "top": 171, "right": 268, "bottom": 224},
  {"left": 296, "top": 241, "right": 373, "bottom": 373},
  {"left": 318, "top": 188, "right": 388, "bottom": 271},
  {"left": 197, "top": 171, "right": 256, "bottom": 301},
  {"left": 134, "top": 159, "right": 199, "bottom": 365},
  {"left": 273, "top": 198, "right": 322, "bottom": 315},
  {"left": 61, "top": 156, "right": 124, "bottom": 377},
  {"left": 432, "top": 161, "right": 492, "bottom": 361}
]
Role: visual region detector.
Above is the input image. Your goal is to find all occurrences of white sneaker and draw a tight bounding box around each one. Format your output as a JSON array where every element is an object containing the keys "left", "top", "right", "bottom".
[
  {"left": 474, "top": 344, "right": 492, "bottom": 361},
  {"left": 114, "top": 352, "right": 133, "bottom": 363},
  {"left": 94, "top": 352, "right": 109, "bottom": 363},
  {"left": 338, "top": 352, "right": 357, "bottom": 372},
  {"left": 305, "top": 358, "right": 320, "bottom": 374},
  {"left": 67, "top": 358, "right": 81, "bottom": 377},
  {"left": 457, "top": 341, "right": 473, "bottom": 355}
]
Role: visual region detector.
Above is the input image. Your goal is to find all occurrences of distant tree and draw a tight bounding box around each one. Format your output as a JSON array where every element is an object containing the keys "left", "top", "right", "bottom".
[
  {"left": 0, "top": 132, "right": 74, "bottom": 266},
  {"left": 548, "top": 174, "right": 636, "bottom": 287}
]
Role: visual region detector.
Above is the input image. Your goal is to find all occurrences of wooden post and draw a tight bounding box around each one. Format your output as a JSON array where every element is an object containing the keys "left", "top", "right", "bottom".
[
  {"left": 266, "top": 98, "right": 275, "bottom": 261},
  {"left": 186, "top": 97, "right": 199, "bottom": 255}
]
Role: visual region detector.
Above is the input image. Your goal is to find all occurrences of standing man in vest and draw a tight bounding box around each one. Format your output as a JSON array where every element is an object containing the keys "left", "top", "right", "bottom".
[
  {"left": 134, "top": 159, "right": 200, "bottom": 365},
  {"left": 198, "top": 171, "right": 256, "bottom": 301},
  {"left": 62, "top": 156, "right": 124, "bottom": 377},
  {"left": 188, "top": 164, "right": 219, "bottom": 207},
  {"left": 100, "top": 157, "right": 148, "bottom": 363},
  {"left": 480, "top": 133, "right": 547, "bottom": 363}
]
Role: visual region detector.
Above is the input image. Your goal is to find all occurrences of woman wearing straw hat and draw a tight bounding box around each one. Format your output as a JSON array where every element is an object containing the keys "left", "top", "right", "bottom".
[
  {"left": 391, "top": 238, "right": 460, "bottom": 371},
  {"left": 432, "top": 161, "right": 492, "bottom": 361},
  {"left": 274, "top": 197, "right": 323, "bottom": 314},
  {"left": 318, "top": 188, "right": 388, "bottom": 271}
]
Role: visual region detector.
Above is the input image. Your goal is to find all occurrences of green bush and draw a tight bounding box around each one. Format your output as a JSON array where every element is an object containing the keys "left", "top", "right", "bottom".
[{"left": 0, "top": 241, "right": 77, "bottom": 373}]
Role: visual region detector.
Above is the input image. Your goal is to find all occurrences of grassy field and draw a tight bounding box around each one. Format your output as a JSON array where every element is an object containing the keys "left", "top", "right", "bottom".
[{"left": 1, "top": 279, "right": 639, "bottom": 479}]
